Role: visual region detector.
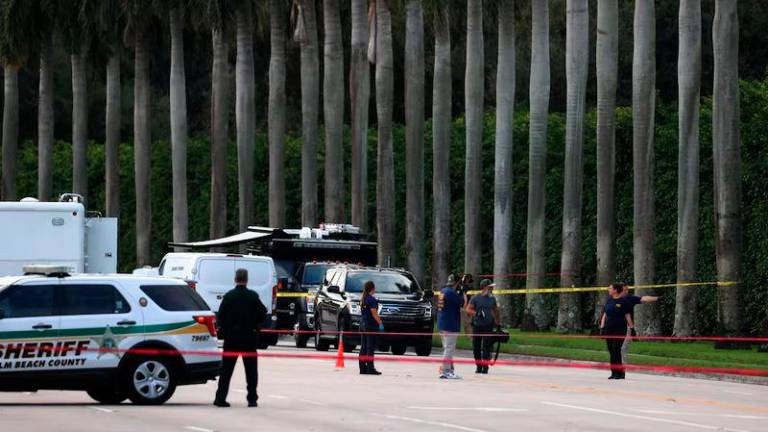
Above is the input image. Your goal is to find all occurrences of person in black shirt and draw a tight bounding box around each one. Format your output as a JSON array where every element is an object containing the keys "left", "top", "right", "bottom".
[
  {"left": 619, "top": 285, "right": 659, "bottom": 364},
  {"left": 214, "top": 268, "right": 268, "bottom": 407},
  {"left": 599, "top": 283, "right": 633, "bottom": 379},
  {"left": 359, "top": 281, "right": 383, "bottom": 375}
]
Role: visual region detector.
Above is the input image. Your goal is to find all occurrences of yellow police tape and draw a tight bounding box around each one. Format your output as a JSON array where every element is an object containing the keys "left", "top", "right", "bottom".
[{"left": 276, "top": 281, "right": 738, "bottom": 298}]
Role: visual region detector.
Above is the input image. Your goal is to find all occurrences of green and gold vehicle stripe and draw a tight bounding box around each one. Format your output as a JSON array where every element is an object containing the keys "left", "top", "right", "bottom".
[{"left": 0, "top": 321, "right": 198, "bottom": 341}]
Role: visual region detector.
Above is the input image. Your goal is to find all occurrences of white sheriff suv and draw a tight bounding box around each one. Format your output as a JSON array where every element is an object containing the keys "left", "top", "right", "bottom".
[{"left": 0, "top": 266, "right": 220, "bottom": 405}]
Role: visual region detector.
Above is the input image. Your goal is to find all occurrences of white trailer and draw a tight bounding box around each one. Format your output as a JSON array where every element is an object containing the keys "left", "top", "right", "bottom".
[{"left": 0, "top": 197, "right": 117, "bottom": 276}]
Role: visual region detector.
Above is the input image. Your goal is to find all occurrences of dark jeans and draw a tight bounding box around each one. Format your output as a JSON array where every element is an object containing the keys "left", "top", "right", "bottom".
[
  {"left": 359, "top": 323, "right": 378, "bottom": 372},
  {"left": 216, "top": 339, "right": 258, "bottom": 403},
  {"left": 605, "top": 330, "right": 625, "bottom": 377},
  {"left": 472, "top": 324, "right": 495, "bottom": 368}
]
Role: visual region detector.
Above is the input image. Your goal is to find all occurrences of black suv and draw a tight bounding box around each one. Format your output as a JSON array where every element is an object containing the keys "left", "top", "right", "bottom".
[{"left": 314, "top": 266, "right": 433, "bottom": 356}]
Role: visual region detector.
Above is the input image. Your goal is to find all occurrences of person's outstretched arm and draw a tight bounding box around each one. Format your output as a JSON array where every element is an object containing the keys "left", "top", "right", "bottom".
[{"left": 640, "top": 296, "right": 659, "bottom": 303}]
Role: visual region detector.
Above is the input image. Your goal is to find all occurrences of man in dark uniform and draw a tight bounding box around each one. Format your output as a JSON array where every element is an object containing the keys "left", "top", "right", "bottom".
[{"left": 214, "top": 268, "right": 267, "bottom": 408}]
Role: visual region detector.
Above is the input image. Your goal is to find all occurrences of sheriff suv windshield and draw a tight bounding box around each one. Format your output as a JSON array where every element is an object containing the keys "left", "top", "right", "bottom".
[{"left": 344, "top": 271, "right": 419, "bottom": 295}]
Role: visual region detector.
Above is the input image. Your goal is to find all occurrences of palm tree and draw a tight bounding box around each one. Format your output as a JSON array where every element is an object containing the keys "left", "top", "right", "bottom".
[
  {"left": 464, "top": 0, "right": 484, "bottom": 282},
  {"left": 34, "top": 1, "right": 57, "bottom": 202},
  {"left": 524, "top": 0, "right": 550, "bottom": 331},
  {"left": 674, "top": 0, "right": 701, "bottom": 337},
  {"left": 632, "top": 0, "right": 660, "bottom": 336},
  {"left": 323, "top": 0, "right": 344, "bottom": 223},
  {"left": 557, "top": 0, "right": 588, "bottom": 333},
  {"left": 349, "top": 0, "right": 370, "bottom": 232},
  {"left": 494, "top": 0, "right": 515, "bottom": 326},
  {"left": 430, "top": 0, "right": 451, "bottom": 291},
  {"left": 268, "top": 0, "right": 287, "bottom": 228},
  {"left": 594, "top": 0, "right": 618, "bottom": 326},
  {"left": 122, "top": 0, "right": 155, "bottom": 266},
  {"left": 375, "top": 0, "right": 395, "bottom": 266},
  {"left": 61, "top": 1, "right": 92, "bottom": 201},
  {"left": 195, "top": 0, "right": 232, "bottom": 239},
  {"left": 405, "top": 0, "right": 425, "bottom": 286},
  {"left": 712, "top": 0, "right": 742, "bottom": 337},
  {"left": 169, "top": 1, "right": 189, "bottom": 246},
  {"left": 98, "top": 0, "right": 123, "bottom": 217},
  {"left": 0, "top": 0, "right": 34, "bottom": 201},
  {"left": 235, "top": 0, "right": 256, "bottom": 233},
  {"left": 295, "top": 0, "right": 319, "bottom": 227}
]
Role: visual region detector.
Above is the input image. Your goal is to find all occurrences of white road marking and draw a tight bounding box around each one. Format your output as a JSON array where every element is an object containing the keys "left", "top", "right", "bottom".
[
  {"left": 635, "top": 410, "right": 767, "bottom": 420},
  {"left": 407, "top": 406, "right": 527, "bottom": 413},
  {"left": 543, "top": 402, "right": 752, "bottom": 432},
  {"left": 376, "top": 414, "right": 488, "bottom": 432},
  {"left": 267, "top": 395, "right": 288, "bottom": 399},
  {"left": 232, "top": 389, "right": 246, "bottom": 394},
  {"left": 185, "top": 427, "right": 214, "bottom": 432},
  {"left": 89, "top": 407, "right": 113, "bottom": 413},
  {"left": 298, "top": 399, "right": 326, "bottom": 406},
  {"left": 723, "top": 390, "right": 754, "bottom": 396}
]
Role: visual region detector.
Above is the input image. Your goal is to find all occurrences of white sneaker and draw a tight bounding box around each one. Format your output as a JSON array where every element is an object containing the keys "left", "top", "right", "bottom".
[{"left": 445, "top": 371, "right": 462, "bottom": 380}]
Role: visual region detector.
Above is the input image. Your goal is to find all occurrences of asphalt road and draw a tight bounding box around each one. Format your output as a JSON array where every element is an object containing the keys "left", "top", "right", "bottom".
[{"left": 1, "top": 340, "right": 766, "bottom": 432}]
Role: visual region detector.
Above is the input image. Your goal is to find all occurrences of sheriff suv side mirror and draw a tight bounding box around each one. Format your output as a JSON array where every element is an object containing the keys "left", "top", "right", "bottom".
[{"left": 327, "top": 285, "right": 341, "bottom": 295}]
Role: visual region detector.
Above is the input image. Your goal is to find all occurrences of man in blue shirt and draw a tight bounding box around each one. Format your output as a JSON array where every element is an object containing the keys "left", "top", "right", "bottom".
[{"left": 437, "top": 274, "right": 466, "bottom": 379}]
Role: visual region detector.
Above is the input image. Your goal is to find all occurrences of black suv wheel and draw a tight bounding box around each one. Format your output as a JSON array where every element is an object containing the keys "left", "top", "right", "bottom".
[
  {"left": 415, "top": 339, "right": 433, "bottom": 357},
  {"left": 391, "top": 344, "right": 407, "bottom": 356},
  {"left": 87, "top": 387, "right": 126, "bottom": 405}
]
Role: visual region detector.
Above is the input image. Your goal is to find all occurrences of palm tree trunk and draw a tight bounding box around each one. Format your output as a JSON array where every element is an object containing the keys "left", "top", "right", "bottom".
[
  {"left": 300, "top": 0, "right": 320, "bottom": 227},
  {"left": 210, "top": 29, "right": 228, "bottom": 239},
  {"left": 464, "top": 0, "right": 484, "bottom": 282},
  {"left": 236, "top": 1, "right": 256, "bottom": 233},
  {"left": 494, "top": 0, "right": 515, "bottom": 326},
  {"left": 674, "top": 0, "right": 701, "bottom": 337},
  {"left": 323, "top": 0, "right": 345, "bottom": 223},
  {"left": 632, "top": 0, "right": 660, "bottom": 336},
  {"left": 594, "top": 0, "right": 618, "bottom": 326},
  {"left": 375, "top": 0, "right": 395, "bottom": 266},
  {"left": 134, "top": 33, "right": 152, "bottom": 267},
  {"left": 350, "top": 0, "right": 370, "bottom": 232},
  {"left": 170, "top": 6, "right": 188, "bottom": 246},
  {"left": 557, "top": 0, "right": 588, "bottom": 333},
  {"left": 105, "top": 49, "right": 121, "bottom": 217},
  {"left": 405, "top": 0, "right": 425, "bottom": 287},
  {"left": 72, "top": 50, "right": 89, "bottom": 200},
  {"left": 524, "top": 0, "right": 550, "bottom": 331},
  {"left": 712, "top": 0, "right": 742, "bottom": 337},
  {"left": 269, "top": 0, "right": 286, "bottom": 228},
  {"left": 431, "top": 1, "right": 451, "bottom": 291},
  {"left": 38, "top": 37, "right": 55, "bottom": 202},
  {"left": 2, "top": 65, "right": 19, "bottom": 201}
]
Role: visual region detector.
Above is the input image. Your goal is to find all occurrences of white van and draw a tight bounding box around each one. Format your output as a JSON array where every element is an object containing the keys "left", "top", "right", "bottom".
[{"left": 157, "top": 253, "right": 279, "bottom": 347}]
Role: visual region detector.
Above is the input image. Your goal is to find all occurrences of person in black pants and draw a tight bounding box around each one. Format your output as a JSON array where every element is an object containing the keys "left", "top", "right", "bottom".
[
  {"left": 359, "top": 280, "right": 383, "bottom": 375},
  {"left": 214, "top": 268, "right": 268, "bottom": 407},
  {"left": 599, "top": 283, "right": 633, "bottom": 380},
  {"left": 466, "top": 279, "right": 500, "bottom": 374}
]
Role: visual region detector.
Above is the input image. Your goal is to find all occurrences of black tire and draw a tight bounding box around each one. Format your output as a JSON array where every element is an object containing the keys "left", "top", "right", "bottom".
[
  {"left": 123, "top": 357, "right": 177, "bottom": 405},
  {"left": 295, "top": 331, "right": 310, "bottom": 348},
  {"left": 415, "top": 340, "right": 433, "bottom": 357},
  {"left": 391, "top": 344, "right": 407, "bottom": 356},
  {"left": 314, "top": 326, "right": 330, "bottom": 351},
  {"left": 87, "top": 387, "right": 126, "bottom": 405}
]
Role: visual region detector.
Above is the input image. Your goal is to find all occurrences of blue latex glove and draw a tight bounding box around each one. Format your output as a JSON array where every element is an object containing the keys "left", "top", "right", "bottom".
[{"left": 378, "top": 323, "right": 385, "bottom": 332}]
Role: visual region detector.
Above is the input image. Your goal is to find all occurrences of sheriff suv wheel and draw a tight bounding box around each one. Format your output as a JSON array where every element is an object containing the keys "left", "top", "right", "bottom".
[{"left": 123, "top": 357, "right": 177, "bottom": 405}]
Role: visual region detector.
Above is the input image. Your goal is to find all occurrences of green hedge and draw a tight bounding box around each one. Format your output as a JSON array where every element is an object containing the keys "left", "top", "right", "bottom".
[{"left": 12, "top": 79, "right": 768, "bottom": 335}]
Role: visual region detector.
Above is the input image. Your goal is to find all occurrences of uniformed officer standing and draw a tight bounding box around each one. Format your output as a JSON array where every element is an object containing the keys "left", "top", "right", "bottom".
[{"left": 214, "top": 268, "right": 267, "bottom": 407}]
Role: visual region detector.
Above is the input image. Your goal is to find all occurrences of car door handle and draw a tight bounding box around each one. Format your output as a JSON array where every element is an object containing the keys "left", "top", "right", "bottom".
[
  {"left": 32, "top": 323, "right": 52, "bottom": 330},
  {"left": 117, "top": 320, "right": 136, "bottom": 326}
]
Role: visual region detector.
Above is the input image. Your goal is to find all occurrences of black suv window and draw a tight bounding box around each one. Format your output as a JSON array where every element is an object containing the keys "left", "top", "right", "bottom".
[
  {"left": 0, "top": 285, "right": 56, "bottom": 318},
  {"left": 141, "top": 285, "right": 210, "bottom": 311},
  {"left": 345, "top": 271, "right": 419, "bottom": 294},
  {"left": 303, "top": 264, "right": 331, "bottom": 285},
  {"left": 59, "top": 284, "right": 131, "bottom": 315}
]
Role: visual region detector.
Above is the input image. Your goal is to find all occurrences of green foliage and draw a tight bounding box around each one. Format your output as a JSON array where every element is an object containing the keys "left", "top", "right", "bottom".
[{"left": 13, "top": 79, "right": 768, "bottom": 336}]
